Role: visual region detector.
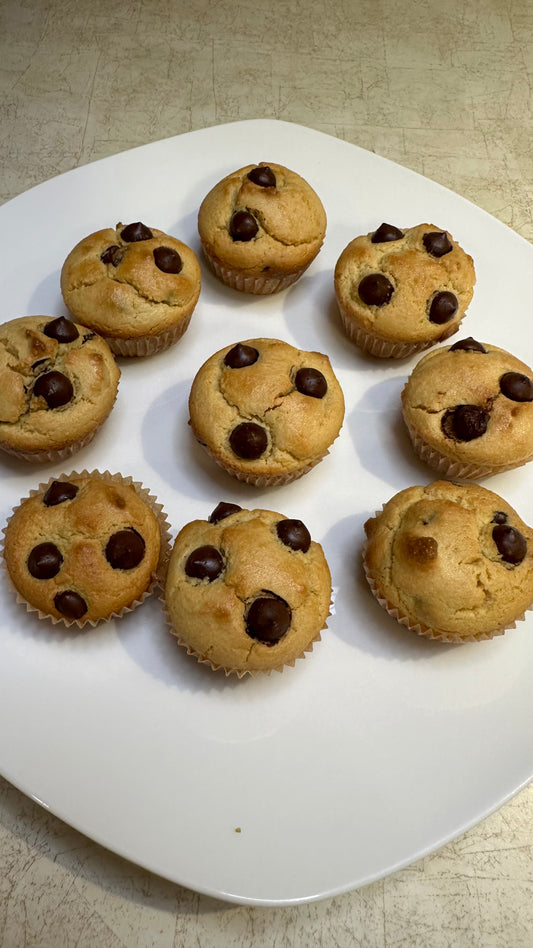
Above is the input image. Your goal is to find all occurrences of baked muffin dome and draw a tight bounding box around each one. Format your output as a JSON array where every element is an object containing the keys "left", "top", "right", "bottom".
[
  {"left": 363, "top": 480, "right": 533, "bottom": 642},
  {"left": 197, "top": 162, "right": 327, "bottom": 294},
  {"left": 164, "top": 502, "right": 332, "bottom": 675},
  {"left": 334, "top": 222, "right": 475, "bottom": 358},
  {"left": 60, "top": 221, "right": 201, "bottom": 356},
  {"left": 188, "top": 337, "right": 345, "bottom": 486},
  {"left": 401, "top": 338, "right": 533, "bottom": 478},
  {"left": 0, "top": 315, "right": 120, "bottom": 462}
]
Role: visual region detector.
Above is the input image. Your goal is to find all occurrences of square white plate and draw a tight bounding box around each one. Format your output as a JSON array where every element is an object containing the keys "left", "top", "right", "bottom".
[{"left": 1, "top": 120, "right": 532, "bottom": 906}]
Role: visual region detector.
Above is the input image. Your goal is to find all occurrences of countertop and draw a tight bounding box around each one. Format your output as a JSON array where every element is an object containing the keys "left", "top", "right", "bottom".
[{"left": 1, "top": 1, "right": 533, "bottom": 946}]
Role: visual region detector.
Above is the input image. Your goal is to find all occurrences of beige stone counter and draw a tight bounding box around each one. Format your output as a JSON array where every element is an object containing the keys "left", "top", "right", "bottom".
[{"left": 1, "top": 1, "right": 533, "bottom": 945}]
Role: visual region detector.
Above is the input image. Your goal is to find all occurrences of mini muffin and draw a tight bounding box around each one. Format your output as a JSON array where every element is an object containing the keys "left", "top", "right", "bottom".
[
  {"left": 0, "top": 315, "right": 120, "bottom": 463},
  {"left": 188, "top": 338, "right": 345, "bottom": 486},
  {"left": 401, "top": 338, "right": 533, "bottom": 479},
  {"left": 164, "top": 501, "right": 332, "bottom": 675},
  {"left": 2, "top": 470, "right": 170, "bottom": 627},
  {"left": 334, "top": 222, "right": 475, "bottom": 358},
  {"left": 60, "top": 221, "right": 201, "bottom": 356},
  {"left": 363, "top": 480, "right": 533, "bottom": 642},
  {"left": 197, "top": 162, "right": 327, "bottom": 294}
]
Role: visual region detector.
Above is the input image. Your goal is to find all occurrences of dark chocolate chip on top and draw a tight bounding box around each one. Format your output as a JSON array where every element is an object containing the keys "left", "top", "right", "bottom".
[
  {"left": 247, "top": 165, "right": 276, "bottom": 188},
  {"left": 43, "top": 316, "right": 79, "bottom": 343},
  {"left": 120, "top": 222, "right": 153, "bottom": 242},
  {"left": 371, "top": 223, "right": 404, "bottom": 243}
]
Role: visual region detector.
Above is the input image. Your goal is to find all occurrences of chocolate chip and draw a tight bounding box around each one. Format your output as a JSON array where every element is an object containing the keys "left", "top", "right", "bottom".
[
  {"left": 27, "top": 542, "right": 63, "bottom": 579},
  {"left": 245, "top": 595, "right": 291, "bottom": 644},
  {"left": 82, "top": 332, "right": 96, "bottom": 343},
  {"left": 105, "top": 529, "right": 145, "bottom": 570},
  {"left": 371, "top": 223, "right": 404, "bottom": 243},
  {"left": 449, "top": 337, "right": 487, "bottom": 353},
  {"left": 153, "top": 246, "right": 183, "bottom": 274},
  {"left": 208, "top": 502, "right": 242, "bottom": 524},
  {"left": 185, "top": 545, "right": 224, "bottom": 581},
  {"left": 33, "top": 371, "right": 73, "bottom": 408},
  {"left": 428, "top": 291, "right": 458, "bottom": 324},
  {"left": 43, "top": 316, "right": 79, "bottom": 343},
  {"left": 423, "top": 231, "right": 452, "bottom": 257},
  {"left": 499, "top": 372, "right": 533, "bottom": 402},
  {"left": 43, "top": 480, "right": 79, "bottom": 507},
  {"left": 224, "top": 343, "right": 259, "bottom": 368},
  {"left": 276, "top": 519, "right": 311, "bottom": 553},
  {"left": 295, "top": 367, "right": 327, "bottom": 399},
  {"left": 54, "top": 590, "right": 88, "bottom": 620},
  {"left": 229, "top": 211, "right": 258, "bottom": 242},
  {"left": 120, "top": 222, "right": 153, "bottom": 242},
  {"left": 100, "top": 244, "right": 123, "bottom": 266},
  {"left": 31, "top": 359, "right": 48, "bottom": 370},
  {"left": 229, "top": 422, "right": 268, "bottom": 459},
  {"left": 492, "top": 511, "right": 508, "bottom": 524},
  {"left": 492, "top": 524, "right": 527, "bottom": 564},
  {"left": 247, "top": 165, "right": 276, "bottom": 187},
  {"left": 441, "top": 404, "right": 489, "bottom": 441},
  {"left": 358, "top": 273, "right": 394, "bottom": 306}
]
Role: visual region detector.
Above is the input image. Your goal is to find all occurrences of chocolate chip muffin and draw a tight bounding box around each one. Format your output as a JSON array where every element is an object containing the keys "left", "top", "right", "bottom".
[
  {"left": 401, "top": 338, "right": 533, "bottom": 478},
  {"left": 0, "top": 315, "right": 120, "bottom": 463},
  {"left": 197, "top": 162, "right": 327, "bottom": 294},
  {"left": 188, "top": 338, "right": 345, "bottom": 486},
  {"left": 164, "top": 502, "right": 332, "bottom": 675},
  {"left": 363, "top": 480, "right": 533, "bottom": 642},
  {"left": 334, "top": 222, "right": 475, "bottom": 358},
  {"left": 60, "top": 221, "right": 201, "bottom": 356},
  {"left": 2, "top": 471, "right": 170, "bottom": 627}
]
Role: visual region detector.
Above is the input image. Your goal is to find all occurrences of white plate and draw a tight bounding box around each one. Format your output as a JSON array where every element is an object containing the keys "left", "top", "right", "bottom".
[{"left": 1, "top": 120, "right": 533, "bottom": 907}]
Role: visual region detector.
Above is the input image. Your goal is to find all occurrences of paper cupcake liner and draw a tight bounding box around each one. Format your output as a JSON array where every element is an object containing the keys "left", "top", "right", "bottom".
[
  {"left": 362, "top": 540, "right": 526, "bottom": 643},
  {"left": 202, "top": 250, "right": 308, "bottom": 295},
  {"left": 1, "top": 469, "right": 172, "bottom": 630},
  {"left": 192, "top": 430, "right": 327, "bottom": 486},
  {"left": 336, "top": 301, "right": 459, "bottom": 359},
  {"left": 105, "top": 311, "right": 194, "bottom": 358},
  {"left": 403, "top": 419, "right": 533, "bottom": 480}
]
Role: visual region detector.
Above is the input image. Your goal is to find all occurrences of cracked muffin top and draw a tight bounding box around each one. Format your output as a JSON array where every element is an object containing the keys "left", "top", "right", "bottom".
[
  {"left": 401, "top": 338, "right": 533, "bottom": 478},
  {"left": 164, "top": 501, "right": 331, "bottom": 675},
  {"left": 0, "top": 315, "right": 120, "bottom": 462},
  {"left": 60, "top": 221, "right": 201, "bottom": 356},
  {"left": 363, "top": 480, "right": 533, "bottom": 642},
  {"left": 188, "top": 337, "right": 345, "bottom": 486},
  {"left": 197, "top": 162, "right": 326, "bottom": 293},
  {"left": 334, "top": 223, "right": 475, "bottom": 357}
]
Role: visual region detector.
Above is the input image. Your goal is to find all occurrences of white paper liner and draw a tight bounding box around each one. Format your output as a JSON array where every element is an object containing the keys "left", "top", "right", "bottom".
[
  {"left": 105, "top": 311, "right": 194, "bottom": 358},
  {"left": 202, "top": 251, "right": 308, "bottom": 295},
  {"left": 192, "top": 430, "right": 328, "bottom": 487},
  {"left": 1, "top": 469, "right": 172, "bottom": 629},
  {"left": 404, "top": 418, "right": 533, "bottom": 480},
  {"left": 336, "top": 301, "right": 459, "bottom": 359}
]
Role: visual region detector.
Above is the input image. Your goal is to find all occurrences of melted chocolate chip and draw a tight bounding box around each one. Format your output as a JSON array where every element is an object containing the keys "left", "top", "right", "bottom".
[
  {"left": 27, "top": 542, "right": 63, "bottom": 579},
  {"left": 120, "top": 222, "right": 153, "bottom": 242},
  {"left": 31, "top": 359, "right": 48, "bottom": 371},
  {"left": 499, "top": 372, "right": 533, "bottom": 402},
  {"left": 358, "top": 273, "right": 394, "bottom": 306},
  {"left": 276, "top": 519, "right": 311, "bottom": 553},
  {"left": 105, "top": 529, "right": 145, "bottom": 570},
  {"left": 43, "top": 316, "right": 79, "bottom": 343},
  {"left": 423, "top": 231, "right": 452, "bottom": 257},
  {"left": 449, "top": 337, "right": 487, "bottom": 353},
  {"left": 100, "top": 244, "right": 123, "bottom": 266},
  {"left": 43, "top": 480, "right": 79, "bottom": 507},
  {"left": 224, "top": 343, "right": 259, "bottom": 368},
  {"left": 371, "top": 223, "right": 404, "bottom": 243},
  {"left": 229, "top": 422, "right": 268, "bottom": 459},
  {"left": 428, "top": 291, "right": 458, "bottom": 324},
  {"left": 295, "top": 367, "right": 327, "bottom": 398},
  {"left": 208, "top": 502, "right": 242, "bottom": 524},
  {"left": 185, "top": 545, "right": 224, "bottom": 581},
  {"left": 54, "top": 590, "right": 87, "bottom": 620},
  {"left": 492, "top": 524, "right": 527, "bottom": 564},
  {"left": 82, "top": 332, "right": 96, "bottom": 343},
  {"left": 247, "top": 165, "right": 276, "bottom": 187},
  {"left": 441, "top": 404, "right": 489, "bottom": 441},
  {"left": 245, "top": 595, "right": 291, "bottom": 644},
  {"left": 33, "top": 371, "right": 73, "bottom": 408},
  {"left": 492, "top": 511, "right": 508, "bottom": 524},
  {"left": 153, "top": 245, "right": 183, "bottom": 274},
  {"left": 229, "top": 210, "right": 258, "bottom": 242}
]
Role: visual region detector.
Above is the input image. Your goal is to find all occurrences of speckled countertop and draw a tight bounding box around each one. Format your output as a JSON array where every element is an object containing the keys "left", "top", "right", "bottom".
[{"left": 2, "top": 1, "right": 533, "bottom": 946}]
